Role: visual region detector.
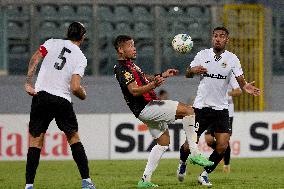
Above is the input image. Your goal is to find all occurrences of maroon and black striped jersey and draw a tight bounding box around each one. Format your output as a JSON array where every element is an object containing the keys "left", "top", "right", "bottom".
[{"left": 114, "top": 60, "right": 158, "bottom": 117}]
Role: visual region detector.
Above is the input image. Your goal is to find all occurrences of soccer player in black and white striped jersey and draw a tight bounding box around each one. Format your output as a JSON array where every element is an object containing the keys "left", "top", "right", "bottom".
[{"left": 177, "top": 27, "right": 260, "bottom": 186}]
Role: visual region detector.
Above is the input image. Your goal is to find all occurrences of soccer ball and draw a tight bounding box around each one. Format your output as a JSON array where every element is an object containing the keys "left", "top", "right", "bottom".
[{"left": 172, "top": 34, "right": 193, "bottom": 54}]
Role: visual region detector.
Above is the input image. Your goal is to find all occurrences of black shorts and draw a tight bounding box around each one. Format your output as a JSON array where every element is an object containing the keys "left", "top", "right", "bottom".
[
  {"left": 29, "top": 91, "right": 78, "bottom": 137},
  {"left": 194, "top": 107, "right": 230, "bottom": 137},
  {"left": 205, "top": 117, "right": 233, "bottom": 136}
]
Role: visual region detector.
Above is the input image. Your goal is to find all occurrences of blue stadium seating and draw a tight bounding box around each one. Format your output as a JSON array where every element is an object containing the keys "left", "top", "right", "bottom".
[
  {"left": 99, "top": 22, "right": 114, "bottom": 38},
  {"left": 115, "top": 22, "right": 132, "bottom": 36},
  {"left": 59, "top": 5, "right": 76, "bottom": 20},
  {"left": 7, "top": 21, "right": 29, "bottom": 39},
  {"left": 114, "top": 6, "right": 131, "bottom": 22},
  {"left": 134, "top": 22, "right": 152, "bottom": 39},
  {"left": 77, "top": 5, "right": 92, "bottom": 19},
  {"left": 98, "top": 6, "right": 113, "bottom": 21},
  {"left": 133, "top": 6, "right": 153, "bottom": 22},
  {"left": 40, "top": 5, "right": 58, "bottom": 20},
  {"left": 6, "top": 5, "right": 29, "bottom": 19},
  {"left": 9, "top": 44, "right": 28, "bottom": 54},
  {"left": 39, "top": 21, "right": 61, "bottom": 39}
]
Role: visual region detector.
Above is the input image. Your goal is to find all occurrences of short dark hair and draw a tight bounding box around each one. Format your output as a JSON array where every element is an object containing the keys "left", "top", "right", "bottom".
[
  {"left": 67, "top": 22, "right": 86, "bottom": 41},
  {"left": 213, "top": 26, "right": 229, "bottom": 35},
  {"left": 113, "top": 35, "right": 133, "bottom": 51}
]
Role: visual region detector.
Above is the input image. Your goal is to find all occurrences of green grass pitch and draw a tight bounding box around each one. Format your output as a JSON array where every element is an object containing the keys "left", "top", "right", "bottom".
[{"left": 1, "top": 158, "right": 284, "bottom": 188}]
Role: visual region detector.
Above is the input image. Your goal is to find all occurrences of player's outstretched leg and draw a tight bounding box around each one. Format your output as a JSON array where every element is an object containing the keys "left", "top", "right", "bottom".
[
  {"left": 182, "top": 116, "right": 213, "bottom": 167},
  {"left": 176, "top": 104, "right": 213, "bottom": 167},
  {"left": 187, "top": 154, "right": 214, "bottom": 167}
]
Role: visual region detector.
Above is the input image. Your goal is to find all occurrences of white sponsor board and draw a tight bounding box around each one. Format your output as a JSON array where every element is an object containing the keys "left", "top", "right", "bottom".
[
  {"left": 0, "top": 114, "right": 109, "bottom": 160},
  {"left": 232, "top": 112, "right": 284, "bottom": 157},
  {"left": 110, "top": 114, "right": 186, "bottom": 159},
  {"left": 0, "top": 113, "right": 283, "bottom": 160},
  {"left": 110, "top": 113, "right": 284, "bottom": 159}
]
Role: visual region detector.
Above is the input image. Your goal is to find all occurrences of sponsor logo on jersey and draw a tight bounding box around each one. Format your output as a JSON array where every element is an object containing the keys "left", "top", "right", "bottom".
[
  {"left": 202, "top": 73, "right": 227, "bottom": 79},
  {"left": 221, "top": 62, "right": 227, "bottom": 68},
  {"left": 124, "top": 71, "right": 134, "bottom": 85}
]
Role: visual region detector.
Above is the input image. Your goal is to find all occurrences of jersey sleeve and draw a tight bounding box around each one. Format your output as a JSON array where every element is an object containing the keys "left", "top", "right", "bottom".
[
  {"left": 229, "top": 73, "right": 240, "bottom": 89},
  {"left": 116, "top": 66, "right": 135, "bottom": 87},
  {"left": 73, "top": 56, "right": 87, "bottom": 77},
  {"left": 190, "top": 51, "right": 203, "bottom": 67},
  {"left": 231, "top": 55, "right": 243, "bottom": 77},
  {"left": 40, "top": 39, "right": 53, "bottom": 52}
]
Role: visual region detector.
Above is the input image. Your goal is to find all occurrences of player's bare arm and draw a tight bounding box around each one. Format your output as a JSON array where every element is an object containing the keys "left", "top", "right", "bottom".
[
  {"left": 25, "top": 49, "right": 43, "bottom": 96},
  {"left": 146, "top": 69, "right": 179, "bottom": 81},
  {"left": 162, "top": 69, "right": 179, "bottom": 78},
  {"left": 70, "top": 74, "right": 86, "bottom": 100},
  {"left": 127, "top": 75, "right": 164, "bottom": 96},
  {"left": 228, "top": 88, "right": 242, "bottom": 97},
  {"left": 236, "top": 75, "right": 261, "bottom": 96},
  {"left": 185, "top": 66, "right": 207, "bottom": 78}
]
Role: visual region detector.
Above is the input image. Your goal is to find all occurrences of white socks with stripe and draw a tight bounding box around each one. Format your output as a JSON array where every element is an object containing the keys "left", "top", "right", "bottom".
[
  {"left": 182, "top": 115, "right": 200, "bottom": 156},
  {"left": 25, "top": 184, "right": 33, "bottom": 189},
  {"left": 142, "top": 144, "right": 169, "bottom": 182}
]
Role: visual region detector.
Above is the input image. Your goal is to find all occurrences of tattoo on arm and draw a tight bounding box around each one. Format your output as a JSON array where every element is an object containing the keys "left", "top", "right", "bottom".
[{"left": 26, "top": 51, "right": 42, "bottom": 85}]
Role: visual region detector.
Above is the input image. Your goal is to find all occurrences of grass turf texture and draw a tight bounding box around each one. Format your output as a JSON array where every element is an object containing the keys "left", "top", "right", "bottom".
[{"left": 1, "top": 158, "right": 283, "bottom": 189}]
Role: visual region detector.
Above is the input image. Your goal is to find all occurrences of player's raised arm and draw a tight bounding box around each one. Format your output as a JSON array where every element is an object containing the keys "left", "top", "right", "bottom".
[
  {"left": 185, "top": 50, "right": 207, "bottom": 78},
  {"left": 185, "top": 66, "right": 207, "bottom": 78},
  {"left": 236, "top": 75, "right": 261, "bottom": 96},
  {"left": 127, "top": 75, "right": 164, "bottom": 96},
  {"left": 146, "top": 69, "right": 179, "bottom": 81}
]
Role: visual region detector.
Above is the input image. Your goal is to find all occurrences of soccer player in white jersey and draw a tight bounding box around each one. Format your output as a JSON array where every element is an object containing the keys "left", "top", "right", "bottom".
[
  {"left": 24, "top": 22, "right": 96, "bottom": 189},
  {"left": 204, "top": 74, "right": 242, "bottom": 173},
  {"left": 177, "top": 26, "right": 260, "bottom": 186}
]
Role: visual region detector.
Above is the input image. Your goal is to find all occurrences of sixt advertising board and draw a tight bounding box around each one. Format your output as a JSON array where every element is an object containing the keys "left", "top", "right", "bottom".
[{"left": 110, "top": 112, "right": 284, "bottom": 159}]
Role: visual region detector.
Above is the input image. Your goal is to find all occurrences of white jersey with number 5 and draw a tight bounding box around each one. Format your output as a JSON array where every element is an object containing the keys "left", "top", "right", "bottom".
[
  {"left": 191, "top": 48, "right": 243, "bottom": 110},
  {"left": 35, "top": 39, "right": 87, "bottom": 102}
]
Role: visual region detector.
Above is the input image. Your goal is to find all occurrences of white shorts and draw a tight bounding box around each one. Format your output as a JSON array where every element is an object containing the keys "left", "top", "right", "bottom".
[{"left": 138, "top": 100, "right": 179, "bottom": 139}]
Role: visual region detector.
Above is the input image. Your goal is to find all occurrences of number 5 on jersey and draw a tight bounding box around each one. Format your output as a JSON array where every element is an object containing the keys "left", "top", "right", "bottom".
[{"left": 54, "top": 47, "right": 71, "bottom": 70}]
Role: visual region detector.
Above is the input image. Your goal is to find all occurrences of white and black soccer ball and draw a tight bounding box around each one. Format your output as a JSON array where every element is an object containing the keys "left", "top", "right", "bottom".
[{"left": 172, "top": 34, "right": 193, "bottom": 54}]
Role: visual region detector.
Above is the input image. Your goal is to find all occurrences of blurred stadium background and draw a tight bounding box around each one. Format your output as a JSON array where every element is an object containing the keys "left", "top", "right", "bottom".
[{"left": 0, "top": 0, "right": 283, "bottom": 188}]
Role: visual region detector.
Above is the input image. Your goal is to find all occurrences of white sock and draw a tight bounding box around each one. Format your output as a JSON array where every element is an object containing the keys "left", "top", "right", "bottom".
[
  {"left": 25, "top": 184, "right": 33, "bottom": 189},
  {"left": 142, "top": 144, "right": 169, "bottom": 182},
  {"left": 83, "top": 178, "right": 92, "bottom": 183},
  {"left": 182, "top": 115, "right": 200, "bottom": 156},
  {"left": 201, "top": 170, "right": 208, "bottom": 177}
]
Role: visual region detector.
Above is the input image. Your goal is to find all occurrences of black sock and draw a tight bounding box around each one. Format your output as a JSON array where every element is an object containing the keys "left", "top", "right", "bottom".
[
  {"left": 223, "top": 143, "right": 231, "bottom": 165},
  {"left": 208, "top": 141, "right": 216, "bottom": 150},
  {"left": 26, "top": 147, "right": 41, "bottom": 184},
  {"left": 180, "top": 144, "right": 190, "bottom": 163},
  {"left": 71, "top": 142, "right": 90, "bottom": 179},
  {"left": 204, "top": 150, "right": 224, "bottom": 173}
]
